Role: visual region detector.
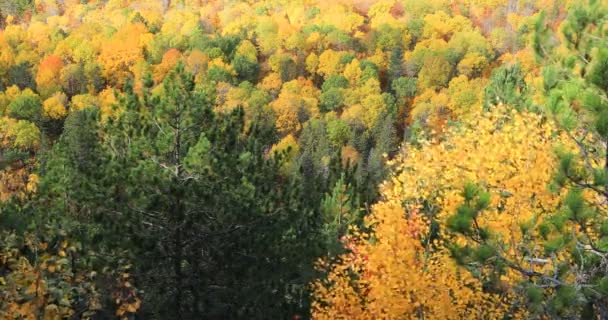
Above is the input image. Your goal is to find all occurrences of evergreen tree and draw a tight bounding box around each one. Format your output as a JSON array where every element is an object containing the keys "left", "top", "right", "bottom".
[
  {"left": 320, "top": 174, "right": 361, "bottom": 257},
  {"left": 106, "top": 65, "right": 321, "bottom": 318},
  {"left": 37, "top": 64, "right": 324, "bottom": 319},
  {"left": 482, "top": 63, "right": 528, "bottom": 110},
  {"left": 388, "top": 46, "right": 404, "bottom": 89}
]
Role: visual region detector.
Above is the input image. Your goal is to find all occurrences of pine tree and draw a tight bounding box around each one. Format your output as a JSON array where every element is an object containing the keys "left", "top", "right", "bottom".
[
  {"left": 320, "top": 174, "right": 361, "bottom": 257},
  {"left": 449, "top": 2, "right": 608, "bottom": 317},
  {"left": 38, "top": 63, "right": 323, "bottom": 319},
  {"left": 388, "top": 46, "right": 404, "bottom": 88},
  {"left": 482, "top": 63, "right": 528, "bottom": 110}
]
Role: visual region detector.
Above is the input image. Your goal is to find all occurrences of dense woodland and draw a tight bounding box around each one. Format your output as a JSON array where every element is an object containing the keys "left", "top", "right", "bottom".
[{"left": 1, "top": 0, "right": 608, "bottom": 318}]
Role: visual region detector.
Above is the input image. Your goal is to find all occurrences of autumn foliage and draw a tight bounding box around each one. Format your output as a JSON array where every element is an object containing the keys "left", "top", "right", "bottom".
[
  {"left": 312, "top": 106, "right": 567, "bottom": 318},
  {"left": 1, "top": 0, "right": 604, "bottom": 318},
  {"left": 35, "top": 55, "right": 63, "bottom": 98}
]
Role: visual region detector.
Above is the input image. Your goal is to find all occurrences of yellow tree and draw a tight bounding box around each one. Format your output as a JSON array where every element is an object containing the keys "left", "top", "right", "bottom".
[
  {"left": 457, "top": 52, "right": 488, "bottom": 78},
  {"left": 318, "top": 49, "right": 346, "bottom": 79},
  {"left": 342, "top": 78, "right": 385, "bottom": 129},
  {"left": 270, "top": 134, "right": 300, "bottom": 175},
  {"left": 258, "top": 72, "right": 283, "bottom": 98},
  {"left": 343, "top": 59, "right": 362, "bottom": 87},
  {"left": 70, "top": 94, "right": 99, "bottom": 112},
  {"left": 383, "top": 105, "right": 567, "bottom": 254},
  {"left": 446, "top": 75, "right": 485, "bottom": 117},
  {"left": 271, "top": 78, "right": 320, "bottom": 136},
  {"left": 97, "top": 22, "right": 151, "bottom": 88},
  {"left": 410, "top": 87, "right": 451, "bottom": 132},
  {"left": 0, "top": 226, "right": 141, "bottom": 319},
  {"left": 421, "top": 11, "right": 472, "bottom": 41},
  {"left": 0, "top": 35, "right": 15, "bottom": 88},
  {"left": 254, "top": 16, "right": 280, "bottom": 55},
  {"left": 312, "top": 201, "right": 509, "bottom": 319},
  {"left": 312, "top": 106, "right": 567, "bottom": 319},
  {"left": 42, "top": 92, "right": 68, "bottom": 120},
  {"left": 0, "top": 236, "right": 97, "bottom": 319},
  {"left": 305, "top": 52, "right": 319, "bottom": 75}
]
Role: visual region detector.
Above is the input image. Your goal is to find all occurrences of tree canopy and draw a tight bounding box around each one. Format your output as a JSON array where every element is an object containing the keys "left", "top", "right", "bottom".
[{"left": 2, "top": 0, "right": 606, "bottom": 319}]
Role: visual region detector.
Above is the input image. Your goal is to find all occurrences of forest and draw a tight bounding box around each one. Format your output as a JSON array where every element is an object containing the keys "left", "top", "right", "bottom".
[{"left": 1, "top": 0, "right": 608, "bottom": 318}]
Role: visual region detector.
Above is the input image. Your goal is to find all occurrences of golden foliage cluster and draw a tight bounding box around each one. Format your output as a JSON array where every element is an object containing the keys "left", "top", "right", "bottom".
[{"left": 312, "top": 106, "right": 572, "bottom": 319}]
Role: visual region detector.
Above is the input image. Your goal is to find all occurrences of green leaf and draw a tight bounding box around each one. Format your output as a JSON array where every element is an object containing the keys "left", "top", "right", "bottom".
[
  {"left": 526, "top": 285, "right": 544, "bottom": 303},
  {"left": 582, "top": 90, "right": 604, "bottom": 112},
  {"left": 587, "top": 48, "right": 608, "bottom": 92},
  {"left": 592, "top": 168, "right": 607, "bottom": 186},
  {"left": 599, "top": 221, "right": 608, "bottom": 236},
  {"left": 13, "top": 120, "right": 40, "bottom": 150},
  {"left": 475, "top": 191, "right": 491, "bottom": 210},
  {"left": 595, "top": 110, "right": 608, "bottom": 139},
  {"left": 474, "top": 244, "right": 495, "bottom": 262},
  {"left": 544, "top": 235, "right": 565, "bottom": 255},
  {"left": 564, "top": 188, "right": 585, "bottom": 220},
  {"left": 447, "top": 209, "right": 473, "bottom": 234},
  {"left": 597, "top": 277, "right": 608, "bottom": 294},
  {"left": 462, "top": 182, "right": 479, "bottom": 202}
]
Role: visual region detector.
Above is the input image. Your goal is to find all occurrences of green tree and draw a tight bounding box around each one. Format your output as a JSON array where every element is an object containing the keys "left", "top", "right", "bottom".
[
  {"left": 391, "top": 76, "right": 418, "bottom": 103},
  {"left": 482, "top": 63, "right": 528, "bottom": 110},
  {"left": 41, "top": 64, "right": 323, "bottom": 319},
  {"left": 232, "top": 40, "right": 259, "bottom": 83},
  {"left": 418, "top": 54, "right": 452, "bottom": 90},
  {"left": 388, "top": 46, "right": 404, "bottom": 87},
  {"left": 8, "top": 90, "right": 41, "bottom": 122},
  {"left": 319, "top": 88, "right": 343, "bottom": 112},
  {"left": 320, "top": 174, "right": 361, "bottom": 257},
  {"left": 8, "top": 62, "right": 35, "bottom": 90},
  {"left": 232, "top": 55, "right": 259, "bottom": 83}
]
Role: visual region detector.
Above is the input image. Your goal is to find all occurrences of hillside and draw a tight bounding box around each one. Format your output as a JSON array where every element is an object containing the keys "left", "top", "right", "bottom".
[{"left": 1, "top": 0, "right": 608, "bottom": 319}]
